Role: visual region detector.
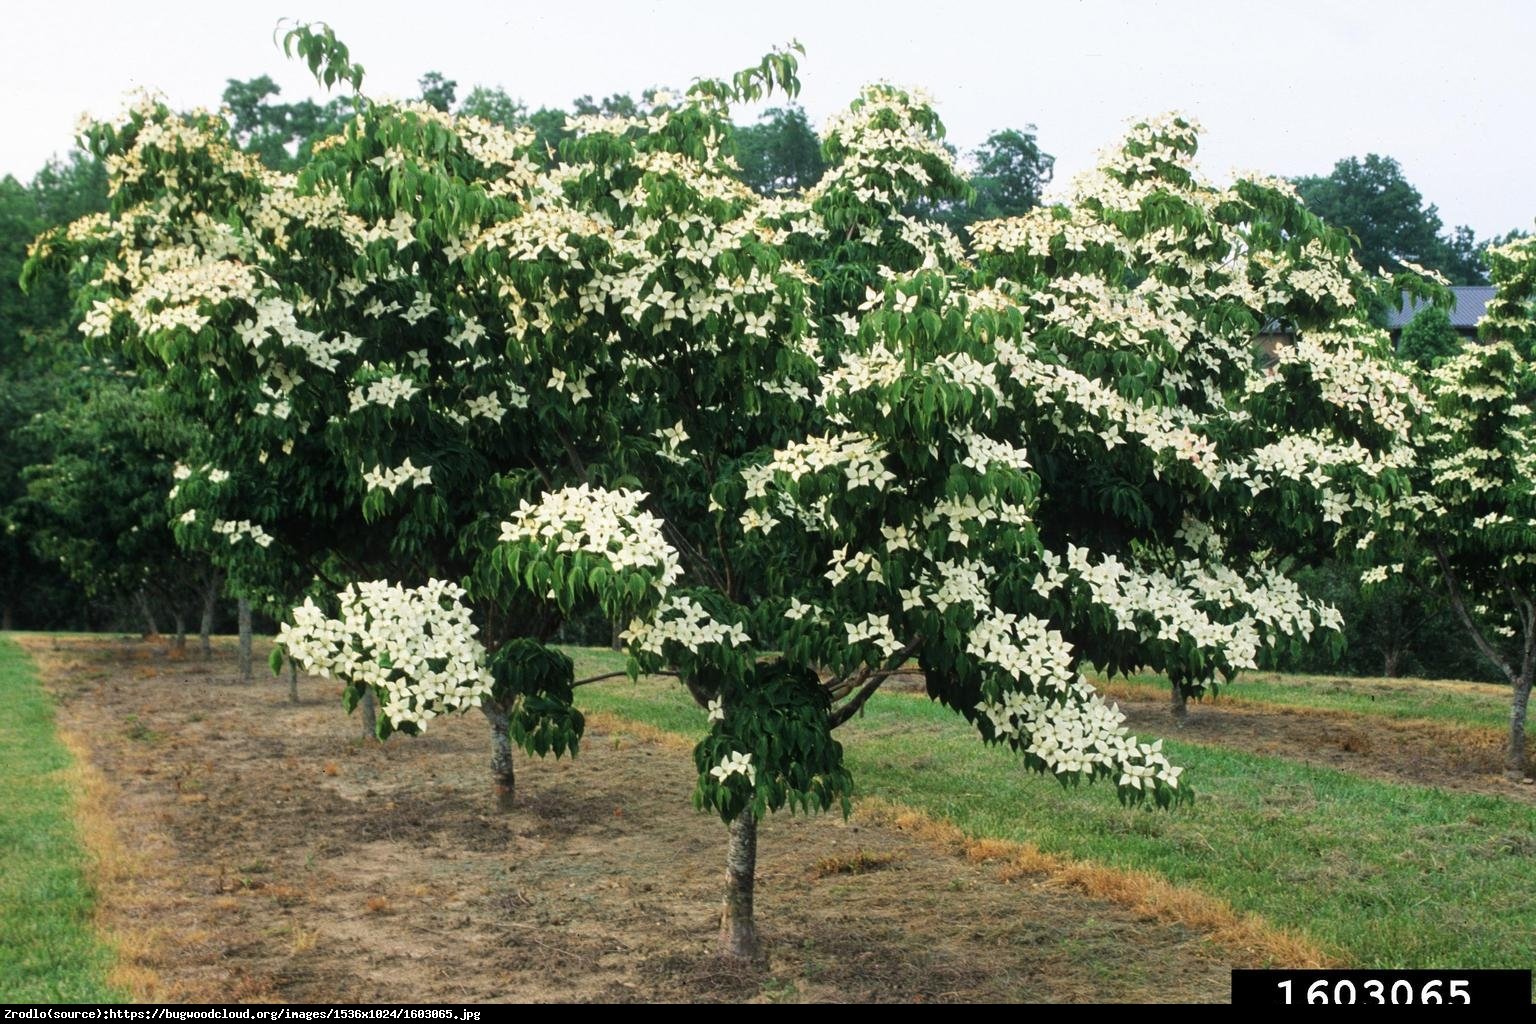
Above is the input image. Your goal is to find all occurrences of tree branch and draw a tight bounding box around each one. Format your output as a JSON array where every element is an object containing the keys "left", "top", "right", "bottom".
[
  {"left": 829, "top": 637, "right": 923, "bottom": 729},
  {"left": 822, "top": 665, "right": 864, "bottom": 702},
  {"left": 1434, "top": 544, "right": 1519, "bottom": 686},
  {"left": 714, "top": 516, "right": 735, "bottom": 602},
  {"left": 829, "top": 671, "right": 888, "bottom": 729},
  {"left": 553, "top": 426, "right": 590, "bottom": 484},
  {"left": 571, "top": 668, "right": 679, "bottom": 688},
  {"left": 661, "top": 519, "right": 729, "bottom": 594},
  {"left": 823, "top": 663, "right": 925, "bottom": 701}
]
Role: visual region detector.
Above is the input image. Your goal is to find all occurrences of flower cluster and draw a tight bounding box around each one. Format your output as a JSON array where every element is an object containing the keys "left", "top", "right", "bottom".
[
  {"left": 499, "top": 485, "right": 682, "bottom": 592},
  {"left": 709, "top": 751, "right": 756, "bottom": 786},
  {"left": 844, "top": 613, "right": 905, "bottom": 659},
  {"left": 977, "top": 684, "right": 1182, "bottom": 790},
  {"left": 620, "top": 595, "right": 750, "bottom": 658},
  {"left": 362, "top": 458, "right": 433, "bottom": 494},
  {"left": 212, "top": 519, "right": 274, "bottom": 548},
  {"left": 348, "top": 374, "right": 420, "bottom": 412},
  {"left": 743, "top": 432, "right": 895, "bottom": 500},
  {"left": 277, "top": 579, "right": 493, "bottom": 732}
]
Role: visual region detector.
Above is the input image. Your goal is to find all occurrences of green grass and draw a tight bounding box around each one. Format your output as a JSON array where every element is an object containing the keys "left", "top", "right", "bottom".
[
  {"left": 1106, "top": 670, "right": 1514, "bottom": 732},
  {"left": 0, "top": 636, "right": 122, "bottom": 1002},
  {"left": 569, "top": 650, "right": 1536, "bottom": 969}
]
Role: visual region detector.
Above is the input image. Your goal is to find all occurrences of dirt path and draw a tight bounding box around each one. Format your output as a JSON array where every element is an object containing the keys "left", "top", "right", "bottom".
[
  {"left": 1093, "top": 685, "right": 1535, "bottom": 805},
  {"left": 19, "top": 635, "right": 1243, "bottom": 1003}
]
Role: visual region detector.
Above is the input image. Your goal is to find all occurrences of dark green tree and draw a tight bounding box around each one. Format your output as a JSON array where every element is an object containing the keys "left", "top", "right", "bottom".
[
  {"left": 18, "top": 368, "right": 213, "bottom": 643},
  {"left": 222, "top": 75, "right": 350, "bottom": 171},
  {"left": 571, "top": 92, "right": 639, "bottom": 118},
  {"left": 418, "top": 71, "right": 457, "bottom": 112},
  {"left": 1397, "top": 305, "right": 1464, "bottom": 368},
  {"left": 732, "top": 105, "right": 825, "bottom": 194},
  {"left": 921, "top": 126, "right": 1053, "bottom": 233},
  {"left": 1, "top": 155, "right": 108, "bottom": 630},
  {"left": 1293, "top": 154, "right": 1484, "bottom": 284},
  {"left": 457, "top": 85, "right": 526, "bottom": 129},
  {"left": 967, "top": 126, "right": 1053, "bottom": 222},
  {"left": 1440, "top": 224, "right": 1487, "bottom": 286}
]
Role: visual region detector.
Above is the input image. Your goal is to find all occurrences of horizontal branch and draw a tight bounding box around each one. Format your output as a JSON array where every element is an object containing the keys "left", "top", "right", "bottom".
[
  {"left": 571, "top": 668, "right": 678, "bottom": 688},
  {"left": 823, "top": 665, "right": 924, "bottom": 701},
  {"left": 829, "top": 638, "right": 923, "bottom": 729}
]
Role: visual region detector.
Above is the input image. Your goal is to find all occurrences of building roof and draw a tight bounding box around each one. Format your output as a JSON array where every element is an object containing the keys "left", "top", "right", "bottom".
[
  {"left": 1386, "top": 285, "right": 1495, "bottom": 331},
  {"left": 1256, "top": 284, "right": 1495, "bottom": 336}
]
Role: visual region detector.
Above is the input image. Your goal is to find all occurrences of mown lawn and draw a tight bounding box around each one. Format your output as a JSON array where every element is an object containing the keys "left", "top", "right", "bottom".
[
  {"left": 568, "top": 648, "right": 1536, "bottom": 970},
  {"left": 1102, "top": 670, "right": 1513, "bottom": 731},
  {"left": 0, "top": 637, "right": 121, "bottom": 1002}
]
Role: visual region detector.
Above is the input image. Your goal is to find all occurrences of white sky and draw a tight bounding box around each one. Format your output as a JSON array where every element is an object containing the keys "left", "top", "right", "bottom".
[{"left": 4, "top": 0, "right": 1533, "bottom": 237}]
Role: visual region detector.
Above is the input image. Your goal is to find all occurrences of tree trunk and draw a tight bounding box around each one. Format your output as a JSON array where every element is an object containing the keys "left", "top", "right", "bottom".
[
  {"left": 236, "top": 598, "right": 253, "bottom": 681},
  {"left": 719, "top": 810, "right": 760, "bottom": 960},
  {"left": 172, "top": 611, "right": 186, "bottom": 652},
  {"left": 136, "top": 590, "right": 159, "bottom": 638},
  {"left": 199, "top": 575, "right": 219, "bottom": 657},
  {"left": 359, "top": 686, "right": 378, "bottom": 740},
  {"left": 1383, "top": 646, "right": 1402, "bottom": 679},
  {"left": 288, "top": 660, "right": 299, "bottom": 704},
  {"left": 1508, "top": 676, "right": 1532, "bottom": 780},
  {"left": 481, "top": 703, "right": 516, "bottom": 811},
  {"left": 1169, "top": 678, "right": 1188, "bottom": 725},
  {"left": 2, "top": 602, "right": 13, "bottom": 631}
]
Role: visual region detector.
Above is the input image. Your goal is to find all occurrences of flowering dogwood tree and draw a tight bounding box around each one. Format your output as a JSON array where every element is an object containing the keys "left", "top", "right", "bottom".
[
  {"left": 1365, "top": 233, "right": 1536, "bottom": 779},
  {"left": 29, "top": 26, "right": 1419, "bottom": 957}
]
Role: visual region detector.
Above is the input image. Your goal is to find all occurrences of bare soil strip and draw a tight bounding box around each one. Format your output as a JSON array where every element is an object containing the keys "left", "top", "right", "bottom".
[
  {"left": 19, "top": 636, "right": 1246, "bottom": 1003},
  {"left": 1090, "top": 683, "right": 1535, "bottom": 804}
]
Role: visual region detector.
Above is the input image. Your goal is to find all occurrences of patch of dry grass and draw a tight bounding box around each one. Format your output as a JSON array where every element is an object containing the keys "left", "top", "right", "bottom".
[
  {"left": 55, "top": 730, "right": 164, "bottom": 1001},
  {"left": 810, "top": 849, "right": 899, "bottom": 877},
  {"left": 857, "top": 797, "right": 1334, "bottom": 968}
]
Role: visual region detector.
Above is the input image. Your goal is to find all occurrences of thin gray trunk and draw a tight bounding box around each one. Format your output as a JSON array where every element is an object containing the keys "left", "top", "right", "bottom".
[
  {"left": 172, "top": 611, "right": 187, "bottom": 652},
  {"left": 288, "top": 660, "right": 299, "bottom": 704},
  {"left": 199, "top": 575, "right": 219, "bottom": 656},
  {"left": 1383, "top": 646, "right": 1402, "bottom": 679},
  {"left": 236, "top": 598, "right": 253, "bottom": 681},
  {"left": 1170, "top": 678, "right": 1188, "bottom": 725},
  {"left": 359, "top": 686, "right": 378, "bottom": 739},
  {"left": 1509, "top": 677, "right": 1532, "bottom": 780},
  {"left": 136, "top": 590, "right": 159, "bottom": 637},
  {"left": 719, "top": 810, "right": 760, "bottom": 960},
  {"left": 2, "top": 603, "right": 14, "bottom": 631},
  {"left": 1433, "top": 550, "right": 1534, "bottom": 779},
  {"left": 481, "top": 703, "right": 516, "bottom": 811}
]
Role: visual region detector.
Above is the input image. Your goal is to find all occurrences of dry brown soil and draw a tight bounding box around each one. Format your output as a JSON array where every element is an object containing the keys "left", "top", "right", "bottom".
[{"left": 18, "top": 635, "right": 1245, "bottom": 1004}]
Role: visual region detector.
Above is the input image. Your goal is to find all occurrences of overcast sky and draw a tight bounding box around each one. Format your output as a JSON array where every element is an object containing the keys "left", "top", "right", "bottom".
[{"left": 5, "top": 0, "right": 1533, "bottom": 238}]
